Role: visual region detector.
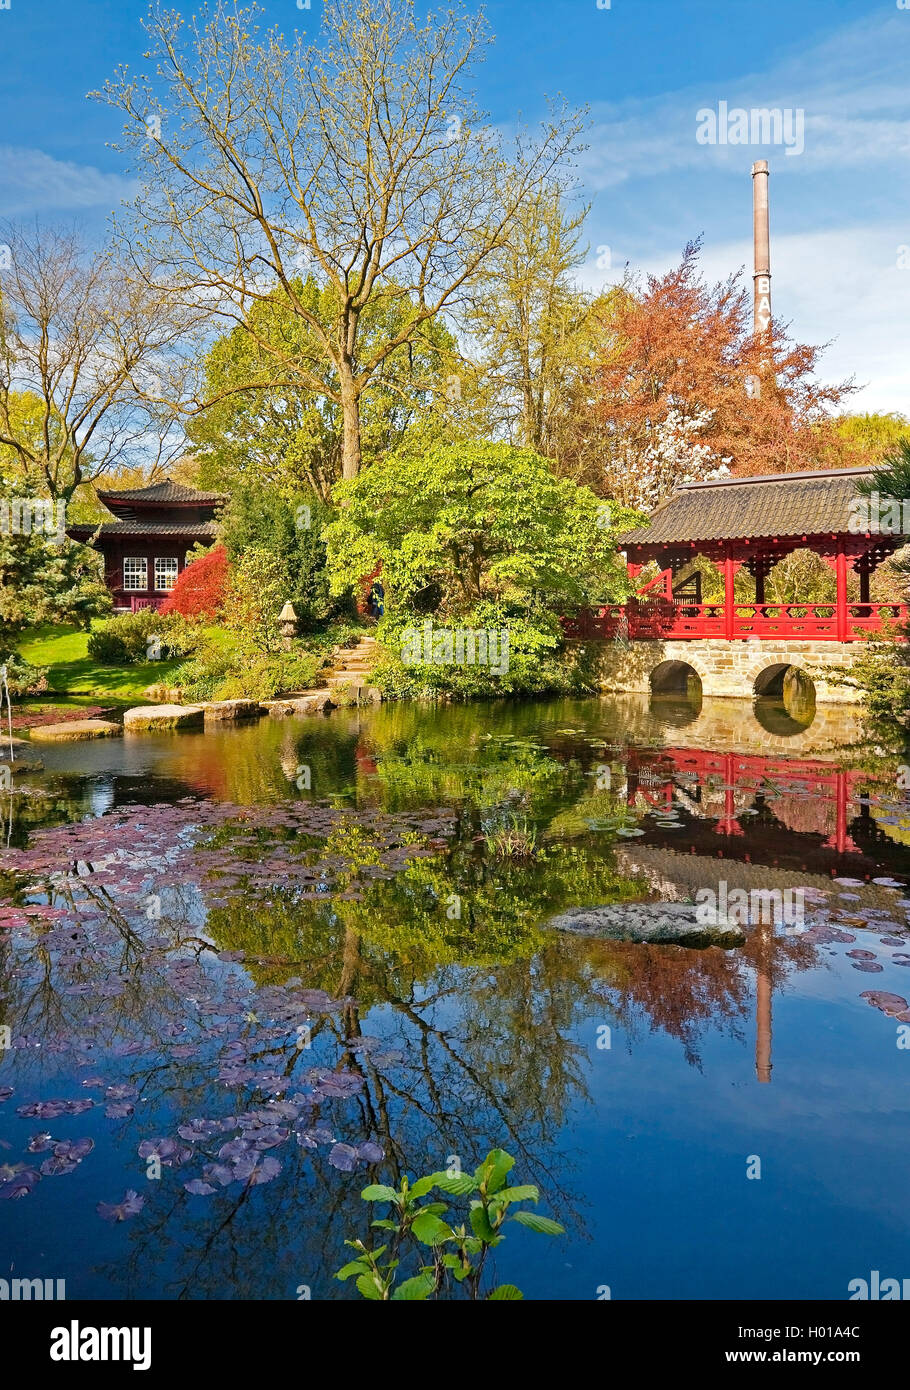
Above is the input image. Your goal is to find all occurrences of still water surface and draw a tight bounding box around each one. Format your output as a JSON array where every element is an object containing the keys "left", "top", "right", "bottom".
[{"left": 1, "top": 694, "right": 909, "bottom": 1300}]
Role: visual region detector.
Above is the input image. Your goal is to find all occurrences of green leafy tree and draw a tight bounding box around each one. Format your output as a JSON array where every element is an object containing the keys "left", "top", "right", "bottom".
[
  {"left": 465, "top": 181, "right": 593, "bottom": 457},
  {"left": 831, "top": 411, "right": 910, "bottom": 467},
  {"left": 224, "top": 547, "right": 288, "bottom": 654},
  {"left": 220, "top": 484, "right": 338, "bottom": 631},
  {"left": 323, "top": 440, "right": 642, "bottom": 695},
  {"left": 0, "top": 475, "right": 110, "bottom": 688},
  {"left": 324, "top": 441, "right": 640, "bottom": 616},
  {"left": 189, "top": 280, "right": 462, "bottom": 502}
]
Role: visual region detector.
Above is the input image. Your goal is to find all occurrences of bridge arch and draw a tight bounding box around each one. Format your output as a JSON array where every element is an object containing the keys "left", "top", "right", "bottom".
[
  {"left": 750, "top": 658, "right": 817, "bottom": 728},
  {"left": 649, "top": 658, "right": 705, "bottom": 698}
]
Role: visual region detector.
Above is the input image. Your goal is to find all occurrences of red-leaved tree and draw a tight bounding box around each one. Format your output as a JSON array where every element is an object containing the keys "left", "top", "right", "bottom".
[
  {"left": 160, "top": 545, "right": 228, "bottom": 619},
  {"left": 559, "top": 241, "right": 856, "bottom": 506}
]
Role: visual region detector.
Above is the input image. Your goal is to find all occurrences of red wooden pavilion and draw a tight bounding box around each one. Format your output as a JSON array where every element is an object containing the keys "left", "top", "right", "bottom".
[{"left": 579, "top": 466, "right": 909, "bottom": 642}]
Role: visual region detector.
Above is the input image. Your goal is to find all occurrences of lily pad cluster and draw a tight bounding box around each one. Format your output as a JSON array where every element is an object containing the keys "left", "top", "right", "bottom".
[{"left": 0, "top": 799, "right": 449, "bottom": 1214}]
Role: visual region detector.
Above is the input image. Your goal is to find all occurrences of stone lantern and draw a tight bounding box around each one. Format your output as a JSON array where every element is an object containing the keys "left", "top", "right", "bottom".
[{"left": 278, "top": 601, "right": 299, "bottom": 651}]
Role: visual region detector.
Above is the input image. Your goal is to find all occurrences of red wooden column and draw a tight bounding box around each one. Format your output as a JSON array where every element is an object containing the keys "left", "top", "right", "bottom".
[
  {"left": 723, "top": 549, "right": 742, "bottom": 639},
  {"left": 835, "top": 540, "right": 848, "bottom": 641}
]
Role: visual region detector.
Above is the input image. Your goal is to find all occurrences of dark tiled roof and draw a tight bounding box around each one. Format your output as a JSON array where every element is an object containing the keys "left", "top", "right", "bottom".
[
  {"left": 67, "top": 520, "right": 218, "bottom": 538},
  {"left": 95, "top": 477, "right": 227, "bottom": 506},
  {"left": 620, "top": 466, "right": 877, "bottom": 547}
]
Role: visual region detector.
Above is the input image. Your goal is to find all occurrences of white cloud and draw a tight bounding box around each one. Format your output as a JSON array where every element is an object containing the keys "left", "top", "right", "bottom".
[
  {"left": 0, "top": 145, "right": 136, "bottom": 216},
  {"left": 579, "top": 12, "right": 910, "bottom": 188},
  {"left": 578, "top": 227, "right": 910, "bottom": 418}
]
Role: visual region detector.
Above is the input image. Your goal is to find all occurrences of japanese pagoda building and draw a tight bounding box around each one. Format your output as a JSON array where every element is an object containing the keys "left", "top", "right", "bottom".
[{"left": 67, "top": 478, "right": 226, "bottom": 612}]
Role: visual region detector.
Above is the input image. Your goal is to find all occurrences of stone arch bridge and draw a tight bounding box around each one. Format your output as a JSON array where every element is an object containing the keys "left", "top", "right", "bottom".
[{"left": 594, "top": 638, "right": 858, "bottom": 704}]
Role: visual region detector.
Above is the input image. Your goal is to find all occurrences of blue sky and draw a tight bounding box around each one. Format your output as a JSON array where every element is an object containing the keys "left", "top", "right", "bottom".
[{"left": 1, "top": 0, "right": 908, "bottom": 411}]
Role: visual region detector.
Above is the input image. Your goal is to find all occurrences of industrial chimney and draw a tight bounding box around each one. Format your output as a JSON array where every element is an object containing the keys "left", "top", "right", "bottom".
[{"left": 751, "top": 159, "right": 771, "bottom": 341}]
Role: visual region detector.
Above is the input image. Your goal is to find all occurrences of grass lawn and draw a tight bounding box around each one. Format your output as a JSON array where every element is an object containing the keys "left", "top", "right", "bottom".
[{"left": 15, "top": 624, "right": 182, "bottom": 703}]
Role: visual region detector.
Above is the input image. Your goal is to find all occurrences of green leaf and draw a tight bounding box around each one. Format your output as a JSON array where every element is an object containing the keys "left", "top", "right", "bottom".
[
  {"left": 469, "top": 1203, "right": 497, "bottom": 1244},
  {"left": 355, "top": 1273, "right": 384, "bottom": 1300},
  {"left": 409, "top": 1176, "right": 436, "bottom": 1199},
  {"left": 431, "top": 1173, "right": 478, "bottom": 1197},
  {"left": 335, "top": 1259, "right": 369, "bottom": 1281},
  {"left": 475, "top": 1148, "right": 515, "bottom": 1194},
  {"left": 411, "top": 1212, "right": 454, "bottom": 1246},
  {"left": 512, "top": 1211, "right": 565, "bottom": 1236},
  {"left": 360, "top": 1184, "right": 398, "bottom": 1203},
  {"left": 488, "top": 1284, "right": 524, "bottom": 1300},
  {"left": 497, "top": 1184, "right": 539, "bottom": 1205},
  {"left": 370, "top": 1219, "right": 398, "bottom": 1231},
  {"left": 391, "top": 1273, "right": 435, "bottom": 1301}
]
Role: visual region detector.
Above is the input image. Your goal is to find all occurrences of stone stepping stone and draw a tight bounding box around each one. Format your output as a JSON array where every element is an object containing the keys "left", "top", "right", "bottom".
[
  {"left": 123, "top": 705, "right": 205, "bottom": 731},
  {"left": 261, "top": 691, "right": 336, "bottom": 718},
  {"left": 203, "top": 700, "right": 263, "bottom": 722},
  {"left": 29, "top": 719, "right": 122, "bottom": 743}
]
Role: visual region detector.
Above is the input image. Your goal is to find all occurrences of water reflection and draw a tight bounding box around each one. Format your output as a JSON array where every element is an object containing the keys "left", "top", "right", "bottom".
[{"left": 2, "top": 693, "right": 910, "bottom": 1299}]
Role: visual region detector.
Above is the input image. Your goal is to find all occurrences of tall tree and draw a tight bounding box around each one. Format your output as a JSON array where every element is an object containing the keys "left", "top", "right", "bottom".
[
  {"left": 0, "top": 475, "right": 110, "bottom": 676},
  {"left": 99, "top": 0, "right": 583, "bottom": 483},
  {"left": 465, "top": 182, "right": 591, "bottom": 456},
  {"left": 829, "top": 411, "right": 910, "bottom": 467},
  {"left": 187, "top": 279, "right": 461, "bottom": 502},
  {"left": 559, "top": 241, "right": 855, "bottom": 506},
  {"left": 0, "top": 223, "right": 192, "bottom": 504}
]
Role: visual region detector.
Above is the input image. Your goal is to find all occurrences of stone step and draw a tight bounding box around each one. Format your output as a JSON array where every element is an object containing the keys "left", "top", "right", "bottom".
[
  {"left": 203, "top": 699, "right": 265, "bottom": 723},
  {"left": 326, "top": 675, "right": 366, "bottom": 689},
  {"left": 124, "top": 704, "right": 206, "bottom": 732},
  {"left": 30, "top": 719, "right": 122, "bottom": 743},
  {"left": 262, "top": 690, "right": 335, "bottom": 718}
]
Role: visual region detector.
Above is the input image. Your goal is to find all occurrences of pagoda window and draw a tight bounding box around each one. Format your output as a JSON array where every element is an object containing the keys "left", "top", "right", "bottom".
[
  {"left": 154, "top": 557, "right": 179, "bottom": 591},
  {"left": 123, "top": 557, "right": 148, "bottom": 591}
]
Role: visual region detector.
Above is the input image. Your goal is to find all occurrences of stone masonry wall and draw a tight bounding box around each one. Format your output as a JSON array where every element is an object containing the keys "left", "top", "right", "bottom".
[{"left": 593, "top": 638, "right": 865, "bottom": 704}]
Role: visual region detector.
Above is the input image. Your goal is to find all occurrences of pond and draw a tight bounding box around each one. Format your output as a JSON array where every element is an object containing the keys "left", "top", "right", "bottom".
[{"left": 1, "top": 692, "right": 909, "bottom": 1301}]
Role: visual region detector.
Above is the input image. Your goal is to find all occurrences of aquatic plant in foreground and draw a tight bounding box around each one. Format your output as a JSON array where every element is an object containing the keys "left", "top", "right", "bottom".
[{"left": 336, "top": 1148, "right": 564, "bottom": 1300}]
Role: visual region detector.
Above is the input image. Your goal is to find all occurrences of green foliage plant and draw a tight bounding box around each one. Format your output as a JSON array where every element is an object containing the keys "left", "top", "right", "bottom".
[{"left": 336, "top": 1148, "right": 563, "bottom": 1301}]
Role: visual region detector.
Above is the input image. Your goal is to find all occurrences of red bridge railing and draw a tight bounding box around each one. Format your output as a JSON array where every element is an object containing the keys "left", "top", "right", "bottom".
[{"left": 565, "top": 600, "right": 909, "bottom": 642}]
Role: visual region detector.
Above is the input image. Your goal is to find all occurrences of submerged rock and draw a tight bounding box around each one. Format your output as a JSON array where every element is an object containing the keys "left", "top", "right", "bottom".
[{"left": 547, "top": 901, "right": 746, "bottom": 948}]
